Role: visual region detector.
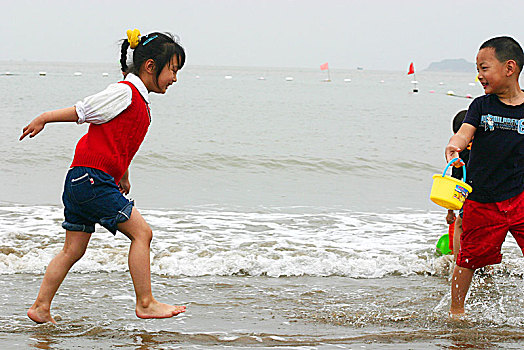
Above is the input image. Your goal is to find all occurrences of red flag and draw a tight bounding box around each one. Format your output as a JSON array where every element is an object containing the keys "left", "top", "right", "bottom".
[
  {"left": 320, "top": 62, "right": 329, "bottom": 71},
  {"left": 407, "top": 62, "right": 415, "bottom": 75}
]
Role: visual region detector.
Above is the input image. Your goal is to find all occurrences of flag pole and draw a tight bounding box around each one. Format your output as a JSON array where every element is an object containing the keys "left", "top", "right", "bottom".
[
  {"left": 320, "top": 62, "right": 331, "bottom": 82},
  {"left": 409, "top": 62, "right": 418, "bottom": 93}
]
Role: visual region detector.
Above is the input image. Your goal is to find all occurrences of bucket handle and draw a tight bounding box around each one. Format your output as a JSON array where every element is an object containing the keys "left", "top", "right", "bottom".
[{"left": 442, "top": 157, "right": 466, "bottom": 182}]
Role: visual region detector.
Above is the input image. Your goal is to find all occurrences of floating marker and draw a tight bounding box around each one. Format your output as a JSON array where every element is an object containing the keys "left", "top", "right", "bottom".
[
  {"left": 285, "top": 77, "right": 294, "bottom": 81},
  {"left": 5, "top": 71, "right": 12, "bottom": 76},
  {"left": 468, "top": 82, "right": 476, "bottom": 86},
  {"left": 411, "top": 80, "right": 418, "bottom": 84},
  {"left": 195, "top": 75, "right": 200, "bottom": 79},
  {"left": 102, "top": 72, "right": 109, "bottom": 77},
  {"left": 429, "top": 90, "right": 435, "bottom": 93},
  {"left": 258, "top": 76, "right": 265, "bottom": 80},
  {"left": 439, "top": 82, "right": 444, "bottom": 85},
  {"left": 224, "top": 75, "right": 232, "bottom": 79},
  {"left": 74, "top": 72, "right": 82, "bottom": 76},
  {"left": 39, "top": 72, "right": 47, "bottom": 76},
  {"left": 466, "top": 94, "right": 472, "bottom": 98},
  {"left": 380, "top": 80, "right": 385, "bottom": 83},
  {"left": 344, "top": 78, "right": 351, "bottom": 82},
  {"left": 447, "top": 90, "right": 455, "bottom": 95}
]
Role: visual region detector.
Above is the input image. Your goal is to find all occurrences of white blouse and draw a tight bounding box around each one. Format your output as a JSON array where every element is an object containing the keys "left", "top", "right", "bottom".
[{"left": 75, "top": 73, "right": 150, "bottom": 124}]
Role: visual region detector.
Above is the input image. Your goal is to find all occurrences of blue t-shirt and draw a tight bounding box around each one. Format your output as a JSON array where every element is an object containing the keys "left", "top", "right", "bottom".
[{"left": 463, "top": 94, "right": 524, "bottom": 203}]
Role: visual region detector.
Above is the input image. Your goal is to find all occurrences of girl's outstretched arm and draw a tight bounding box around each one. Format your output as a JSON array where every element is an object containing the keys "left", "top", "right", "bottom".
[{"left": 20, "top": 107, "right": 79, "bottom": 140}]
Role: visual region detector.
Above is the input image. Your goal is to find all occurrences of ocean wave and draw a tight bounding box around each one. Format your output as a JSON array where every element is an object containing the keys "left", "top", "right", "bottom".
[
  {"left": 131, "top": 152, "right": 436, "bottom": 177},
  {"left": 1, "top": 204, "right": 522, "bottom": 278}
]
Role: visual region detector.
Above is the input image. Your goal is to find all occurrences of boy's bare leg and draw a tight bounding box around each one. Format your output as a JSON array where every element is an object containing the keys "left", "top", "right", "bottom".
[
  {"left": 449, "top": 264, "right": 475, "bottom": 316},
  {"left": 28, "top": 230, "right": 91, "bottom": 324},
  {"left": 117, "top": 207, "right": 186, "bottom": 319},
  {"left": 453, "top": 216, "right": 463, "bottom": 262}
]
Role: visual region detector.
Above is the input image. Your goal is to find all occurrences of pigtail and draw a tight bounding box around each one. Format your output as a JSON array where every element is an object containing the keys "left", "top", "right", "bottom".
[
  {"left": 120, "top": 29, "right": 142, "bottom": 75},
  {"left": 120, "top": 39, "right": 130, "bottom": 74}
]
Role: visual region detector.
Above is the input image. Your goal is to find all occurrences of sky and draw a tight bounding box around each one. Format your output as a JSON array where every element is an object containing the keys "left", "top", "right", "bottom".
[{"left": 1, "top": 0, "right": 523, "bottom": 71}]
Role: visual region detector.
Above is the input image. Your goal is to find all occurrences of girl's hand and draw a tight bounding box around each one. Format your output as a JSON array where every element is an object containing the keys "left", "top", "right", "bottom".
[
  {"left": 20, "top": 114, "right": 46, "bottom": 140},
  {"left": 118, "top": 178, "right": 131, "bottom": 195}
]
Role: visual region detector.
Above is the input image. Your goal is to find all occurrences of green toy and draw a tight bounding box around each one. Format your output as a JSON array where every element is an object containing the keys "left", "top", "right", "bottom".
[{"left": 436, "top": 233, "right": 452, "bottom": 255}]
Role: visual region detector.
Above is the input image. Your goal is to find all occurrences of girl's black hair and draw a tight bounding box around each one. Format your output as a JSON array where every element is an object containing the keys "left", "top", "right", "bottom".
[
  {"left": 120, "top": 39, "right": 131, "bottom": 73},
  {"left": 480, "top": 36, "right": 524, "bottom": 72},
  {"left": 120, "top": 32, "right": 186, "bottom": 81}
]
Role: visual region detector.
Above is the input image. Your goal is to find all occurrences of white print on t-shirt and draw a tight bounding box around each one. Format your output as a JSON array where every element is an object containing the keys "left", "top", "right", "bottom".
[{"left": 480, "top": 114, "right": 524, "bottom": 134}]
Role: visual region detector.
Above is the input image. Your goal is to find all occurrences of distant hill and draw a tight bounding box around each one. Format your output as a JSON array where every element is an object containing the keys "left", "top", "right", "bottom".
[{"left": 424, "top": 58, "right": 476, "bottom": 72}]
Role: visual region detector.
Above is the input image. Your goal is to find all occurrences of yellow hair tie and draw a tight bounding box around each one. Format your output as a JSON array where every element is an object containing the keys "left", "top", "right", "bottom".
[{"left": 126, "top": 29, "right": 141, "bottom": 49}]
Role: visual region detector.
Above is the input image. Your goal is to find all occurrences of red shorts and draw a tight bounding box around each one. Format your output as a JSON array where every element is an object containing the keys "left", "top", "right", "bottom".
[{"left": 457, "top": 190, "right": 524, "bottom": 269}]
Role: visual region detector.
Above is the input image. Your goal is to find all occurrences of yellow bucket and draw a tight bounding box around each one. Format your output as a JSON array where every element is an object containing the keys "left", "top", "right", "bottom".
[{"left": 430, "top": 158, "right": 472, "bottom": 210}]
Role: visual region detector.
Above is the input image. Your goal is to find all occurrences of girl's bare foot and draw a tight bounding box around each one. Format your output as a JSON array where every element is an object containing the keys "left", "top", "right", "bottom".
[
  {"left": 27, "top": 305, "right": 57, "bottom": 324},
  {"left": 136, "top": 300, "right": 186, "bottom": 319}
]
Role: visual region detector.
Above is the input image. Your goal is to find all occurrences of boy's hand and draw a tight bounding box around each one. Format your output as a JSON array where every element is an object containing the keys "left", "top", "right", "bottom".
[
  {"left": 445, "top": 144, "right": 465, "bottom": 167},
  {"left": 20, "top": 114, "right": 46, "bottom": 141}
]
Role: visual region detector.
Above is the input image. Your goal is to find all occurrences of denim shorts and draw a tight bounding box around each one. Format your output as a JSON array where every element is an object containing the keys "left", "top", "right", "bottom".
[{"left": 62, "top": 167, "right": 134, "bottom": 235}]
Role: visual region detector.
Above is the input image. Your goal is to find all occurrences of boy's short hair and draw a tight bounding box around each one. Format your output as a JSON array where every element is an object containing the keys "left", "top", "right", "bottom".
[
  {"left": 480, "top": 36, "right": 524, "bottom": 73},
  {"left": 452, "top": 110, "right": 467, "bottom": 133}
]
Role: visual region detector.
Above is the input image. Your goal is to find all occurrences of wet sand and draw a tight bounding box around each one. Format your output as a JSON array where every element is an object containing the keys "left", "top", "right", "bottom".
[{"left": 1, "top": 273, "right": 523, "bottom": 349}]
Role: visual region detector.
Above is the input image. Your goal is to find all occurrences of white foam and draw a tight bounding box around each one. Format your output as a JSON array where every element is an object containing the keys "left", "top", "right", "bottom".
[{"left": 1, "top": 204, "right": 521, "bottom": 278}]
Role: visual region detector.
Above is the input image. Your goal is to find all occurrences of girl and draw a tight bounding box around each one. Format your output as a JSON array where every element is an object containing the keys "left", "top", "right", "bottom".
[{"left": 20, "top": 30, "right": 186, "bottom": 323}]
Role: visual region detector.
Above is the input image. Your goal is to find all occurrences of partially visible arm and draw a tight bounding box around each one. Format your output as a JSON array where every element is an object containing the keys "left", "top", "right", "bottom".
[
  {"left": 446, "top": 209, "right": 456, "bottom": 224},
  {"left": 445, "top": 124, "right": 476, "bottom": 166},
  {"left": 19, "top": 106, "right": 78, "bottom": 140}
]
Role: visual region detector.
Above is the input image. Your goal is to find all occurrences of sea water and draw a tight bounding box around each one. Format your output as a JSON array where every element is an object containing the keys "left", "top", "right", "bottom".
[{"left": 0, "top": 62, "right": 523, "bottom": 348}]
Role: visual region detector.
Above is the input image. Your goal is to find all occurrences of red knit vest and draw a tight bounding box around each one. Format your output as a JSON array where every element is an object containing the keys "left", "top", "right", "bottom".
[{"left": 71, "top": 81, "right": 150, "bottom": 183}]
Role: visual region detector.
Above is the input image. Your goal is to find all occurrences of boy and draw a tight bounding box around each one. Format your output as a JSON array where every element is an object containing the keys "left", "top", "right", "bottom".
[{"left": 445, "top": 36, "right": 524, "bottom": 317}]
